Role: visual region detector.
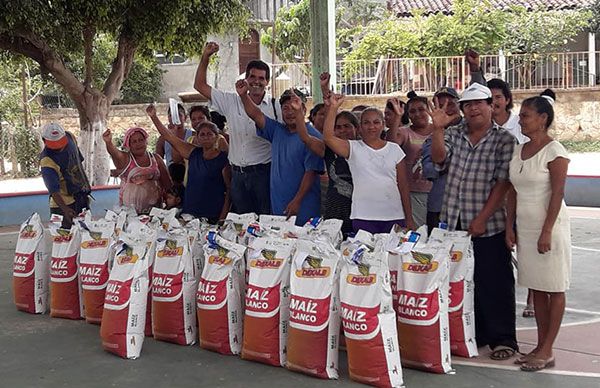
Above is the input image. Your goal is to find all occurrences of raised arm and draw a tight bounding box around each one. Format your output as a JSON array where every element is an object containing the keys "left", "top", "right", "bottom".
[
  {"left": 427, "top": 97, "right": 459, "bottom": 164},
  {"left": 102, "top": 128, "right": 130, "bottom": 170},
  {"left": 146, "top": 104, "right": 196, "bottom": 160},
  {"left": 385, "top": 98, "right": 406, "bottom": 145},
  {"left": 290, "top": 92, "right": 325, "bottom": 157},
  {"left": 193, "top": 42, "right": 219, "bottom": 100},
  {"left": 465, "top": 49, "right": 486, "bottom": 86},
  {"left": 323, "top": 93, "right": 350, "bottom": 159},
  {"left": 236, "top": 79, "right": 266, "bottom": 129}
]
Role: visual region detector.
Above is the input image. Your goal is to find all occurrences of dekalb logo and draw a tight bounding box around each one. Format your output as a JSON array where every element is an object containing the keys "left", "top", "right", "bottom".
[
  {"left": 81, "top": 232, "right": 109, "bottom": 249},
  {"left": 295, "top": 256, "right": 330, "bottom": 278},
  {"left": 157, "top": 239, "right": 183, "bottom": 257},
  {"left": 402, "top": 251, "right": 439, "bottom": 273},
  {"left": 116, "top": 246, "right": 139, "bottom": 265},
  {"left": 19, "top": 225, "right": 37, "bottom": 239},
  {"left": 208, "top": 246, "right": 232, "bottom": 265},
  {"left": 53, "top": 229, "right": 73, "bottom": 243},
  {"left": 346, "top": 263, "right": 376, "bottom": 285},
  {"left": 249, "top": 249, "right": 283, "bottom": 269},
  {"left": 451, "top": 250, "right": 463, "bottom": 262}
]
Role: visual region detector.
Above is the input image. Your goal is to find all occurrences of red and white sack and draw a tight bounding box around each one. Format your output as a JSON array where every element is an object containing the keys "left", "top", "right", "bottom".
[
  {"left": 183, "top": 218, "right": 203, "bottom": 279},
  {"left": 49, "top": 220, "right": 83, "bottom": 319},
  {"left": 152, "top": 228, "right": 198, "bottom": 345},
  {"left": 339, "top": 243, "right": 404, "bottom": 388},
  {"left": 128, "top": 217, "right": 159, "bottom": 336},
  {"left": 287, "top": 240, "right": 341, "bottom": 379},
  {"left": 149, "top": 207, "right": 180, "bottom": 230},
  {"left": 429, "top": 228, "right": 477, "bottom": 357},
  {"left": 79, "top": 219, "right": 115, "bottom": 324},
  {"left": 241, "top": 237, "right": 295, "bottom": 367},
  {"left": 100, "top": 232, "right": 150, "bottom": 359},
  {"left": 13, "top": 213, "right": 51, "bottom": 314},
  {"left": 390, "top": 236, "right": 452, "bottom": 373},
  {"left": 196, "top": 233, "right": 246, "bottom": 355}
]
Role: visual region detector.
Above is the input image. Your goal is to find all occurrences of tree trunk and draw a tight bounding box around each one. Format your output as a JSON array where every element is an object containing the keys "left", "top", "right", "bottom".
[{"left": 77, "top": 88, "right": 111, "bottom": 186}]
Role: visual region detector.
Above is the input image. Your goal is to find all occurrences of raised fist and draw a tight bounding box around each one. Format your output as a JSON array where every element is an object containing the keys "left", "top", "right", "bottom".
[
  {"left": 235, "top": 79, "right": 249, "bottom": 96},
  {"left": 203, "top": 42, "right": 220, "bottom": 57},
  {"left": 145, "top": 103, "right": 156, "bottom": 117}
]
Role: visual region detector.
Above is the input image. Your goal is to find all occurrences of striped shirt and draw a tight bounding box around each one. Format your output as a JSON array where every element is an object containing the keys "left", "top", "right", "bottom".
[{"left": 437, "top": 122, "right": 515, "bottom": 237}]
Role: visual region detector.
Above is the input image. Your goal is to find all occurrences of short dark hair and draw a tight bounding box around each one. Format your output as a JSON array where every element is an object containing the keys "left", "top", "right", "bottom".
[
  {"left": 336, "top": 110, "right": 359, "bottom": 129},
  {"left": 540, "top": 88, "right": 557, "bottom": 101},
  {"left": 194, "top": 121, "right": 219, "bottom": 134},
  {"left": 351, "top": 104, "right": 368, "bottom": 112},
  {"left": 168, "top": 163, "right": 186, "bottom": 184},
  {"left": 189, "top": 105, "right": 210, "bottom": 119},
  {"left": 522, "top": 92, "right": 555, "bottom": 128},
  {"left": 279, "top": 88, "right": 306, "bottom": 106},
  {"left": 487, "top": 78, "right": 513, "bottom": 112},
  {"left": 309, "top": 103, "right": 325, "bottom": 123},
  {"left": 245, "top": 60, "right": 270, "bottom": 80},
  {"left": 210, "top": 111, "right": 227, "bottom": 131}
]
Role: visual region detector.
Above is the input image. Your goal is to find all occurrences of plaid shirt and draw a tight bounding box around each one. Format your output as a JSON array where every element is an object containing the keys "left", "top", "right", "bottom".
[{"left": 437, "top": 122, "right": 516, "bottom": 237}]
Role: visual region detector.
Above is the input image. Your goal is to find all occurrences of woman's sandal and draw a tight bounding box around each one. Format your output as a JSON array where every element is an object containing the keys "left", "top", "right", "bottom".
[
  {"left": 514, "top": 352, "right": 536, "bottom": 365},
  {"left": 520, "top": 357, "right": 555, "bottom": 372},
  {"left": 490, "top": 345, "right": 517, "bottom": 360}
]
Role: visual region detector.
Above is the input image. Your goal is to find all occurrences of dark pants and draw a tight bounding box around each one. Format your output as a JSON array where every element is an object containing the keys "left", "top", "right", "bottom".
[
  {"left": 230, "top": 163, "right": 271, "bottom": 215},
  {"left": 472, "top": 231, "right": 518, "bottom": 351},
  {"left": 50, "top": 192, "right": 90, "bottom": 229},
  {"left": 352, "top": 219, "right": 406, "bottom": 234},
  {"left": 426, "top": 211, "right": 440, "bottom": 236}
]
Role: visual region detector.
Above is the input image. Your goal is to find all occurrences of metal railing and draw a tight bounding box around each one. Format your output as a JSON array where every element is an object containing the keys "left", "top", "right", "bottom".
[{"left": 270, "top": 51, "right": 600, "bottom": 96}]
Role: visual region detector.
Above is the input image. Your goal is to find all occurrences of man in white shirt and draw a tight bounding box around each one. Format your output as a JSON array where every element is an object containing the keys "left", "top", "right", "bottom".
[{"left": 194, "top": 42, "right": 282, "bottom": 214}]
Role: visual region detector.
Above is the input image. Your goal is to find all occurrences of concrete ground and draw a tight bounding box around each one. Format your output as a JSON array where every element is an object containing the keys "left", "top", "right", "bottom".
[{"left": 0, "top": 209, "right": 599, "bottom": 388}]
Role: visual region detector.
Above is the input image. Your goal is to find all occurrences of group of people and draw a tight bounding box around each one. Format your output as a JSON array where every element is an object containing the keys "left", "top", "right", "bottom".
[{"left": 39, "top": 45, "right": 571, "bottom": 373}]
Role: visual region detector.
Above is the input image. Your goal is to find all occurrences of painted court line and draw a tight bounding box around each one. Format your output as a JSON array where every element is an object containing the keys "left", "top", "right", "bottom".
[
  {"left": 572, "top": 245, "right": 600, "bottom": 253},
  {"left": 452, "top": 360, "right": 600, "bottom": 378}
]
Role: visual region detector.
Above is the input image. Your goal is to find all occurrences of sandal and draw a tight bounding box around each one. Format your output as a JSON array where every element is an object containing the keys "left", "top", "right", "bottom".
[
  {"left": 522, "top": 305, "right": 535, "bottom": 318},
  {"left": 490, "top": 345, "right": 516, "bottom": 360},
  {"left": 521, "top": 357, "right": 555, "bottom": 372},
  {"left": 514, "top": 351, "right": 536, "bottom": 365}
]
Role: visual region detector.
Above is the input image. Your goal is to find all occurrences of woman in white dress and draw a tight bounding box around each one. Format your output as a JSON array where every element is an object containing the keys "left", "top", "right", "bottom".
[{"left": 505, "top": 90, "right": 571, "bottom": 372}]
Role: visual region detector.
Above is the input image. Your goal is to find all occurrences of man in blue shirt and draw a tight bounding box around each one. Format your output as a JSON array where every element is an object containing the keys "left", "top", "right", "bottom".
[{"left": 236, "top": 82, "right": 324, "bottom": 226}]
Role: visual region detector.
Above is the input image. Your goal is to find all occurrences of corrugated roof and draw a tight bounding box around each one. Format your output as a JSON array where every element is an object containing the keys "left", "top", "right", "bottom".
[{"left": 388, "top": 0, "right": 593, "bottom": 17}]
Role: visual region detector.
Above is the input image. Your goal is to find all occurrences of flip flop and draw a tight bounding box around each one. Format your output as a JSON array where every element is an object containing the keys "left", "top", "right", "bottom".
[
  {"left": 490, "top": 345, "right": 517, "bottom": 360},
  {"left": 521, "top": 357, "right": 555, "bottom": 372},
  {"left": 514, "top": 352, "right": 536, "bottom": 365}
]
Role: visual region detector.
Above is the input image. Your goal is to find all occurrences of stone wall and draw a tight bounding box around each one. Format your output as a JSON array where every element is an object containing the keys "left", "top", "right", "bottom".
[{"left": 41, "top": 89, "right": 600, "bottom": 141}]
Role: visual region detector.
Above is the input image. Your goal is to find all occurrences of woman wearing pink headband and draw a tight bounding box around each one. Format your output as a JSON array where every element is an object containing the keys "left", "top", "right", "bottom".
[{"left": 103, "top": 126, "right": 172, "bottom": 213}]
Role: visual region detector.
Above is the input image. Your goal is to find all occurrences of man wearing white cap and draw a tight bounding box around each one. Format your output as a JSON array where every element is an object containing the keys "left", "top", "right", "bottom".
[
  {"left": 429, "top": 83, "right": 518, "bottom": 360},
  {"left": 39, "top": 122, "right": 91, "bottom": 228}
]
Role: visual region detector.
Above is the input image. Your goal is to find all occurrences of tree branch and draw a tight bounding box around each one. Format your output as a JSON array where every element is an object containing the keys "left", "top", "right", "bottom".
[
  {"left": 102, "top": 32, "right": 137, "bottom": 103},
  {"left": 0, "top": 31, "right": 85, "bottom": 107},
  {"left": 83, "top": 26, "right": 96, "bottom": 88}
]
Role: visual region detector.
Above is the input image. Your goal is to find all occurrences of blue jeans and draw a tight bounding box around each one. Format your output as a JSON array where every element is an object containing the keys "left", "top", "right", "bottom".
[{"left": 230, "top": 163, "right": 271, "bottom": 215}]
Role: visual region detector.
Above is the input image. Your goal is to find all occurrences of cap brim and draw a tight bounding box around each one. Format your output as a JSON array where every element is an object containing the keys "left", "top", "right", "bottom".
[{"left": 44, "top": 136, "right": 68, "bottom": 150}]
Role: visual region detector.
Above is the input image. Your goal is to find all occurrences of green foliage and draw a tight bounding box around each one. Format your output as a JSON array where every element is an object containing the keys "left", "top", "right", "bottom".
[
  {"left": 116, "top": 56, "right": 164, "bottom": 104},
  {"left": 14, "top": 123, "right": 40, "bottom": 177},
  {"left": 503, "top": 7, "right": 591, "bottom": 54},
  {"left": 261, "top": 0, "right": 311, "bottom": 63},
  {"left": 587, "top": 0, "right": 600, "bottom": 33}
]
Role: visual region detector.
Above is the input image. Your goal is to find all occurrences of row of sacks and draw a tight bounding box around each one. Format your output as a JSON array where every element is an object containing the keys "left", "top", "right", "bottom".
[{"left": 12, "top": 209, "right": 477, "bottom": 388}]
